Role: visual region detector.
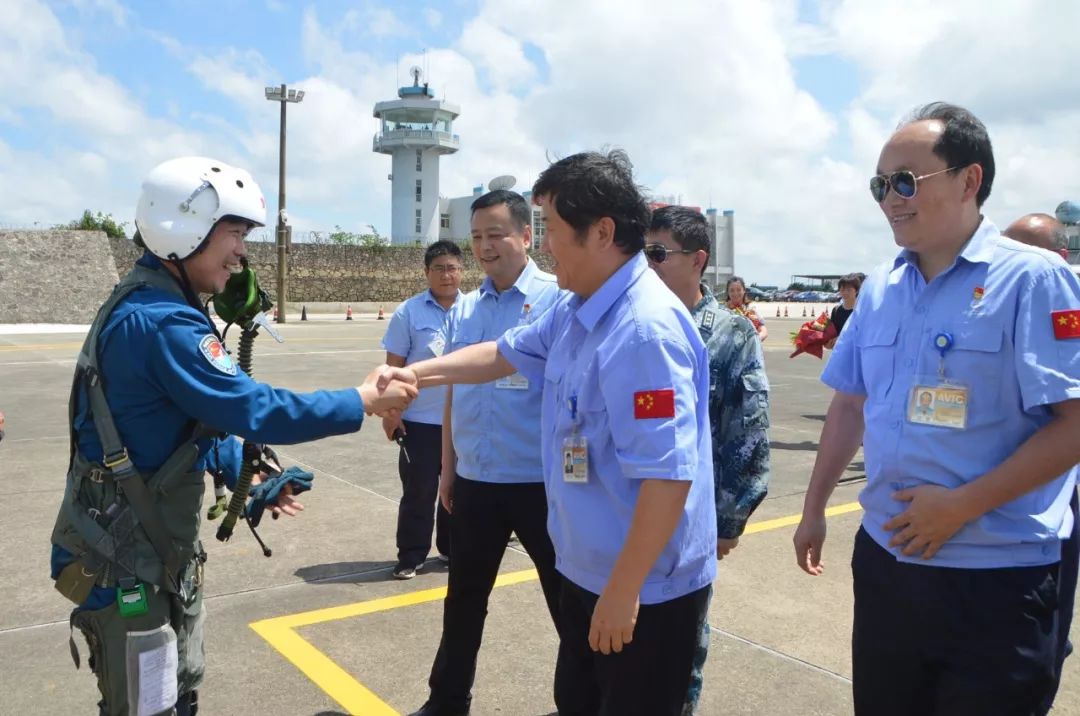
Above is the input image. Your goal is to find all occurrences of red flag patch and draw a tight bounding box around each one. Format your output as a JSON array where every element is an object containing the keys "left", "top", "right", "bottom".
[
  {"left": 1052, "top": 310, "right": 1080, "bottom": 340},
  {"left": 634, "top": 389, "right": 675, "bottom": 419}
]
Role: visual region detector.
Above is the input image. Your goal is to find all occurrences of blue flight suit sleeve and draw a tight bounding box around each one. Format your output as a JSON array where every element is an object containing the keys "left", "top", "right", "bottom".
[
  {"left": 713, "top": 318, "right": 771, "bottom": 538},
  {"left": 1013, "top": 266, "right": 1080, "bottom": 411},
  {"left": 381, "top": 301, "right": 412, "bottom": 357},
  {"left": 147, "top": 312, "right": 365, "bottom": 443},
  {"left": 600, "top": 337, "right": 701, "bottom": 481}
]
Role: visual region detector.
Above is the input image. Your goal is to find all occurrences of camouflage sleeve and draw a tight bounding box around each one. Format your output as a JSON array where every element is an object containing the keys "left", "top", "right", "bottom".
[{"left": 713, "top": 317, "right": 771, "bottom": 539}]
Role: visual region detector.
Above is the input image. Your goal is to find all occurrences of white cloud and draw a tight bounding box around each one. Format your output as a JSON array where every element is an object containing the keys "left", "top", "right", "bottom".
[
  {"left": 456, "top": 18, "right": 537, "bottom": 91},
  {"left": 69, "top": 0, "right": 126, "bottom": 27},
  {"left": 2, "top": 0, "right": 1078, "bottom": 286},
  {"left": 342, "top": 6, "right": 410, "bottom": 39}
]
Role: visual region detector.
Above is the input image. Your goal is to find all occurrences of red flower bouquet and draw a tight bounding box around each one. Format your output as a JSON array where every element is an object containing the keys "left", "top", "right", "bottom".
[{"left": 789, "top": 312, "right": 838, "bottom": 359}]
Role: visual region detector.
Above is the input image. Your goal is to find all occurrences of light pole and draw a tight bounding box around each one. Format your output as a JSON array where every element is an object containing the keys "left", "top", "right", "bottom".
[{"left": 264, "top": 84, "right": 304, "bottom": 323}]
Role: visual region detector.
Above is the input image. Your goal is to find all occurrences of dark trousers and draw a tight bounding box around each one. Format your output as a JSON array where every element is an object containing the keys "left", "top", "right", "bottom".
[
  {"left": 427, "top": 476, "right": 562, "bottom": 711},
  {"left": 852, "top": 527, "right": 1059, "bottom": 716},
  {"left": 396, "top": 420, "right": 451, "bottom": 567},
  {"left": 554, "top": 578, "right": 711, "bottom": 716},
  {"left": 1040, "top": 488, "right": 1079, "bottom": 715}
]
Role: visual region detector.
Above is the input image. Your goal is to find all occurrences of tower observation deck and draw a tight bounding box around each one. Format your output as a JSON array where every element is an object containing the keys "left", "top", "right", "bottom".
[{"left": 373, "top": 66, "right": 461, "bottom": 245}]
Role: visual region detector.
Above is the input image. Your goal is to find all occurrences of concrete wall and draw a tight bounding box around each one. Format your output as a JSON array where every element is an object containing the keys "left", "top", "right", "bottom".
[
  {"left": 110, "top": 236, "right": 556, "bottom": 303},
  {"left": 0, "top": 230, "right": 120, "bottom": 323},
  {"left": 0, "top": 230, "right": 558, "bottom": 323}
]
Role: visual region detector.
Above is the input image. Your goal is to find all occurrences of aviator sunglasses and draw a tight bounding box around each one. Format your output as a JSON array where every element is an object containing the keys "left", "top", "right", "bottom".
[
  {"left": 644, "top": 243, "right": 697, "bottom": 263},
  {"left": 869, "top": 166, "right": 961, "bottom": 203}
]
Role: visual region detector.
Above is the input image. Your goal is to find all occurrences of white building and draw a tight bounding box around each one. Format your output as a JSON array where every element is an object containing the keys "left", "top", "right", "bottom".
[
  {"left": 373, "top": 67, "right": 460, "bottom": 245},
  {"left": 705, "top": 208, "right": 735, "bottom": 289},
  {"left": 438, "top": 180, "right": 732, "bottom": 288},
  {"left": 437, "top": 181, "right": 546, "bottom": 248}
]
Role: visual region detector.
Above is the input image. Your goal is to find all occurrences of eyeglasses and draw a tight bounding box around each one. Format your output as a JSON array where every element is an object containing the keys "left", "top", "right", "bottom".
[
  {"left": 428, "top": 264, "right": 463, "bottom": 275},
  {"left": 869, "top": 166, "right": 961, "bottom": 203},
  {"left": 644, "top": 243, "right": 697, "bottom": 264}
]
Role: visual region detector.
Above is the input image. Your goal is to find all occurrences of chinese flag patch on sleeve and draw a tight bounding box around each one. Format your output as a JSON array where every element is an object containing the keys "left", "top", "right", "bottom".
[
  {"left": 634, "top": 389, "right": 676, "bottom": 419},
  {"left": 1052, "top": 310, "right": 1080, "bottom": 340}
]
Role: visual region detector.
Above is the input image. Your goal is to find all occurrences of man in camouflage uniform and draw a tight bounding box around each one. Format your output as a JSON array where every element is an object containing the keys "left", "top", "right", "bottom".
[{"left": 646, "top": 206, "right": 771, "bottom": 715}]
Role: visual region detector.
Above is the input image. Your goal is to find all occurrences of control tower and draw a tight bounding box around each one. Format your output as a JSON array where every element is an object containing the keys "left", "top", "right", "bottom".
[{"left": 373, "top": 66, "right": 461, "bottom": 245}]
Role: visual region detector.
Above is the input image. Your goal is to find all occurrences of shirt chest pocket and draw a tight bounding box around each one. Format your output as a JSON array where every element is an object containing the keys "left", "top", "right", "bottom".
[
  {"left": 944, "top": 319, "right": 1005, "bottom": 422},
  {"left": 856, "top": 321, "right": 899, "bottom": 399},
  {"left": 575, "top": 386, "right": 608, "bottom": 433},
  {"left": 411, "top": 315, "right": 446, "bottom": 357},
  {"left": 450, "top": 324, "right": 484, "bottom": 352}
]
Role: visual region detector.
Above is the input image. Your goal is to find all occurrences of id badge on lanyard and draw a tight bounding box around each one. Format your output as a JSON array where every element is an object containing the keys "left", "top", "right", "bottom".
[
  {"left": 562, "top": 395, "right": 589, "bottom": 483},
  {"left": 907, "top": 332, "right": 969, "bottom": 430}
]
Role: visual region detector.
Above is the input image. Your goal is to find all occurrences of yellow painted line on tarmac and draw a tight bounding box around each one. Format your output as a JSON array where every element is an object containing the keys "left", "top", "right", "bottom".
[
  {"left": 743, "top": 500, "right": 863, "bottom": 535},
  {"left": 250, "top": 501, "right": 862, "bottom": 715}
]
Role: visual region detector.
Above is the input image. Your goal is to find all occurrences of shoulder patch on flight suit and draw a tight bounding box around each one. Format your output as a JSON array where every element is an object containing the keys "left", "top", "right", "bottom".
[
  {"left": 198, "top": 335, "right": 237, "bottom": 376},
  {"left": 697, "top": 307, "right": 717, "bottom": 340}
]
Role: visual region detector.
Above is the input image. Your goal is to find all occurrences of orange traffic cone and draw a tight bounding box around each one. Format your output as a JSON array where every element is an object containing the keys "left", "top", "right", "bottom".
[
  {"left": 346, "top": 305, "right": 353, "bottom": 321},
  {"left": 776, "top": 306, "right": 781, "bottom": 317},
  {"left": 784, "top": 306, "right": 789, "bottom": 317},
  {"left": 802, "top": 306, "right": 807, "bottom": 317},
  {"left": 301, "top": 305, "right": 308, "bottom": 321},
  {"left": 377, "top": 306, "right": 385, "bottom": 320}
]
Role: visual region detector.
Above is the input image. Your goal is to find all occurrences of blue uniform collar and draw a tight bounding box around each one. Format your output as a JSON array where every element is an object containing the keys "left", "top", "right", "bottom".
[
  {"left": 137, "top": 251, "right": 164, "bottom": 269},
  {"left": 690, "top": 283, "right": 719, "bottom": 318},
  {"left": 574, "top": 251, "right": 647, "bottom": 332},
  {"left": 480, "top": 257, "right": 539, "bottom": 298},
  {"left": 424, "top": 288, "right": 461, "bottom": 308},
  {"left": 893, "top": 216, "right": 999, "bottom": 272}
]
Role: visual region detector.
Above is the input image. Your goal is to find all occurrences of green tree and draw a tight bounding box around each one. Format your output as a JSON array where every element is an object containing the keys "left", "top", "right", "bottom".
[
  {"left": 328, "top": 224, "right": 387, "bottom": 247},
  {"left": 58, "top": 210, "right": 128, "bottom": 239}
]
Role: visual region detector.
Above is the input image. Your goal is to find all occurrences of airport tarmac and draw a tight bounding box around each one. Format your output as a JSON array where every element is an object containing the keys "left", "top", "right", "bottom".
[{"left": 2, "top": 314, "right": 1077, "bottom": 715}]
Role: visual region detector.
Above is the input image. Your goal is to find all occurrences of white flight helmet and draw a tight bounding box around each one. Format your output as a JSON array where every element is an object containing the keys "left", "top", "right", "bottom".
[{"left": 135, "top": 157, "right": 267, "bottom": 260}]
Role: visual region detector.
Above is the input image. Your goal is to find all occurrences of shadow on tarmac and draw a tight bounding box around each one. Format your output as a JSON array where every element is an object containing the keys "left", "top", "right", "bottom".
[
  {"left": 295, "top": 558, "right": 451, "bottom": 585},
  {"left": 769, "top": 440, "right": 818, "bottom": 451}
]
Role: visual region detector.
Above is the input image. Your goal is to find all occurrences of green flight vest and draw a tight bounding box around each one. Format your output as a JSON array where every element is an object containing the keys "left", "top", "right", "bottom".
[{"left": 50, "top": 263, "right": 218, "bottom": 599}]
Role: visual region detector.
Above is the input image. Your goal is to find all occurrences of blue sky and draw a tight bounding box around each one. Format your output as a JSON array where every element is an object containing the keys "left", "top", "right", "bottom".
[{"left": 2, "top": 0, "right": 1076, "bottom": 286}]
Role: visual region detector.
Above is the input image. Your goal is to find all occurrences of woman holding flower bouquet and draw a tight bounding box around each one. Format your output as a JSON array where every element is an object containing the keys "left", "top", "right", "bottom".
[
  {"left": 825, "top": 273, "right": 863, "bottom": 349},
  {"left": 725, "top": 276, "right": 768, "bottom": 341}
]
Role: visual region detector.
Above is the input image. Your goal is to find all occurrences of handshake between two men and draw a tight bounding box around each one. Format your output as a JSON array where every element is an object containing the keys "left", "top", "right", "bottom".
[
  {"left": 358, "top": 365, "right": 422, "bottom": 417},
  {"left": 362, "top": 340, "right": 512, "bottom": 418}
]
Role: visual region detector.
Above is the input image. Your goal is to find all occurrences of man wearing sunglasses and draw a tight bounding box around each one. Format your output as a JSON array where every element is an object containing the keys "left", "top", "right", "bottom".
[
  {"left": 794, "top": 102, "right": 1080, "bottom": 715},
  {"left": 646, "top": 205, "right": 771, "bottom": 715}
]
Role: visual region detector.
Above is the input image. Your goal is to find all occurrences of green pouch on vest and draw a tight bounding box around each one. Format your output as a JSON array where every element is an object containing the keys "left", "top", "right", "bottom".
[
  {"left": 117, "top": 582, "right": 149, "bottom": 618},
  {"left": 55, "top": 559, "right": 101, "bottom": 606}
]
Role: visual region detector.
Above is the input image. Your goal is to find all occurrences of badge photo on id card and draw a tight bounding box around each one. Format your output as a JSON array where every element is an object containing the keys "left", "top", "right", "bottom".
[
  {"left": 495, "top": 372, "right": 530, "bottom": 390},
  {"left": 562, "top": 434, "right": 588, "bottom": 483},
  {"left": 907, "top": 381, "right": 969, "bottom": 429}
]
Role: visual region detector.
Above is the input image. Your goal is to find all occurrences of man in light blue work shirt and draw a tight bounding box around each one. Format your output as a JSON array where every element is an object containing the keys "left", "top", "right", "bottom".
[
  {"left": 381, "top": 240, "right": 464, "bottom": 579},
  {"left": 384, "top": 152, "right": 716, "bottom": 716},
  {"left": 794, "top": 102, "right": 1080, "bottom": 716},
  {"left": 406, "top": 190, "right": 564, "bottom": 716}
]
